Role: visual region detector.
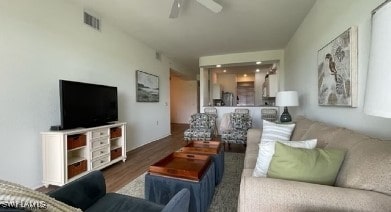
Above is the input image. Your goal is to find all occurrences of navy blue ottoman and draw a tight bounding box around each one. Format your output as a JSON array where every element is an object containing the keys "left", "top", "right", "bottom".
[
  {"left": 211, "top": 148, "right": 224, "bottom": 185},
  {"left": 145, "top": 163, "right": 215, "bottom": 212}
]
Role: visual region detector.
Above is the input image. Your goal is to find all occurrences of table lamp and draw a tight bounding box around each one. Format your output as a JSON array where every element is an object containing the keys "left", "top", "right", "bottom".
[{"left": 276, "top": 91, "right": 299, "bottom": 122}]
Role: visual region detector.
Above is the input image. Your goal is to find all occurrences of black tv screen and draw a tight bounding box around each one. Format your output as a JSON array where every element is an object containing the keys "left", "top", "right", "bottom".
[{"left": 60, "top": 80, "right": 118, "bottom": 130}]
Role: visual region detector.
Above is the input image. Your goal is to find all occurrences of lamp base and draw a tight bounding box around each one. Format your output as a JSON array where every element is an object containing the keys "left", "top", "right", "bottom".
[{"left": 280, "top": 106, "right": 292, "bottom": 122}]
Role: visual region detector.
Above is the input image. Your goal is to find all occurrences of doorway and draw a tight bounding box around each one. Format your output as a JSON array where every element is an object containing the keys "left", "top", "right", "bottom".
[{"left": 170, "top": 69, "right": 199, "bottom": 126}]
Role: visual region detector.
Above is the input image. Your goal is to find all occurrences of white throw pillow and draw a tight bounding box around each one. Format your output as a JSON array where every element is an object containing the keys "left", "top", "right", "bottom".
[
  {"left": 252, "top": 138, "right": 318, "bottom": 177},
  {"left": 260, "top": 120, "right": 296, "bottom": 143}
]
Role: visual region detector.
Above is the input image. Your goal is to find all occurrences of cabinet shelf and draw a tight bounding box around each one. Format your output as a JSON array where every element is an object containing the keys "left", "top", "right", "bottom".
[
  {"left": 68, "top": 156, "right": 86, "bottom": 165},
  {"left": 111, "top": 144, "right": 122, "bottom": 150},
  {"left": 67, "top": 146, "right": 86, "bottom": 152}
]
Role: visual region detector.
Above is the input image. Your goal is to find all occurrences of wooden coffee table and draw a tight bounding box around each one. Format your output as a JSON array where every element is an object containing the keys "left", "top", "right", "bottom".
[
  {"left": 179, "top": 140, "right": 222, "bottom": 154},
  {"left": 148, "top": 152, "right": 211, "bottom": 181},
  {"left": 178, "top": 140, "right": 224, "bottom": 185}
]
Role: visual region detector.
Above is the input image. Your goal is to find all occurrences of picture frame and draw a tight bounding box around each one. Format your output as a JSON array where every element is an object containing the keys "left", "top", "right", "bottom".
[
  {"left": 136, "top": 70, "right": 159, "bottom": 102},
  {"left": 317, "top": 26, "right": 358, "bottom": 107}
]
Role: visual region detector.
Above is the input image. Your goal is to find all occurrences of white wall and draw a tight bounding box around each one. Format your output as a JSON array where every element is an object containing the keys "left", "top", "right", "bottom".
[
  {"left": 170, "top": 75, "right": 197, "bottom": 123},
  {"left": 0, "top": 0, "right": 183, "bottom": 188},
  {"left": 285, "top": 0, "right": 391, "bottom": 139}
]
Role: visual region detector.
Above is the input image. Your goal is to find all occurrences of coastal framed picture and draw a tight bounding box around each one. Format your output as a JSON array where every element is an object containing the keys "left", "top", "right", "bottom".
[
  {"left": 136, "top": 70, "right": 159, "bottom": 102},
  {"left": 317, "top": 27, "right": 358, "bottom": 107}
]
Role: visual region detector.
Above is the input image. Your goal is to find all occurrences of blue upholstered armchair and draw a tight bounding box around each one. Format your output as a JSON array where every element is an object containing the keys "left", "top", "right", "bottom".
[
  {"left": 48, "top": 171, "right": 190, "bottom": 212},
  {"left": 221, "top": 113, "right": 252, "bottom": 149},
  {"left": 184, "top": 113, "right": 216, "bottom": 141}
]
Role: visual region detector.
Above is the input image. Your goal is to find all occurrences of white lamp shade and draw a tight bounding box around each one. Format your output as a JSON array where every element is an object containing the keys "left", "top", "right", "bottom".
[
  {"left": 276, "top": 91, "right": 299, "bottom": 107},
  {"left": 364, "top": 2, "right": 391, "bottom": 118}
]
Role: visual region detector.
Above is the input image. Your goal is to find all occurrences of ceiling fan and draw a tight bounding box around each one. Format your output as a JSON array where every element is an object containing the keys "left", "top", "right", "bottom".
[{"left": 169, "top": 0, "right": 223, "bottom": 18}]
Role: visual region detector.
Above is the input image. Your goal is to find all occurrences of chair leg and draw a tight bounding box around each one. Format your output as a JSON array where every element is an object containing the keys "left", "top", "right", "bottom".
[{"left": 228, "top": 143, "right": 231, "bottom": 150}]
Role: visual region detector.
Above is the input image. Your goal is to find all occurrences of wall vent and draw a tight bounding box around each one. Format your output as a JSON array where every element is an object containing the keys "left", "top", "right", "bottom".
[
  {"left": 155, "top": 51, "right": 161, "bottom": 61},
  {"left": 84, "top": 11, "right": 100, "bottom": 31}
]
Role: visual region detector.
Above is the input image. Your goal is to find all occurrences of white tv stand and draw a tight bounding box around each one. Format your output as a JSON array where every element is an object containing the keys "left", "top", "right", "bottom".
[{"left": 41, "top": 122, "right": 127, "bottom": 187}]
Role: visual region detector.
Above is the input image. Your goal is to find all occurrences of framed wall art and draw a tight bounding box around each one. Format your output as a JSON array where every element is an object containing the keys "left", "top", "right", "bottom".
[
  {"left": 317, "top": 26, "right": 358, "bottom": 107},
  {"left": 136, "top": 70, "right": 159, "bottom": 102}
]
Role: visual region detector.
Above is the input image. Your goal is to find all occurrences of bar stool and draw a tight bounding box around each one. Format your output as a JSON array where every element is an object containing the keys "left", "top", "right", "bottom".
[
  {"left": 234, "top": 108, "right": 249, "bottom": 114},
  {"left": 261, "top": 108, "right": 278, "bottom": 122}
]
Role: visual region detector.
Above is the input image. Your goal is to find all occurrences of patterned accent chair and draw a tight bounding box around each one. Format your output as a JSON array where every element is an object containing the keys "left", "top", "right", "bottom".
[
  {"left": 221, "top": 113, "right": 252, "bottom": 149},
  {"left": 184, "top": 113, "right": 216, "bottom": 141}
]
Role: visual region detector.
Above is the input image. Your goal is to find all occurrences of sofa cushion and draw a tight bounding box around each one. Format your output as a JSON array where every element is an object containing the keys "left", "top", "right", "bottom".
[
  {"left": 252, "top": 139, "right": 317, "bottom": 177},
  {"left": 268, "top": 142, "right": 346, "bottom": 185},
  {"left": 239, "top": 176, "right": 391, "bottom": 212},
  {"left": 260, "top": 120, "right": 295, "bottom": 143},
  {"left": 290, "top": 116, "right": 316, "bottom": 141},
  {"left": 333, "top": 135, "right": 391, "bottom": 195},
  {"left": 300, "top": 121, "right": 343, "bottom": 148}
]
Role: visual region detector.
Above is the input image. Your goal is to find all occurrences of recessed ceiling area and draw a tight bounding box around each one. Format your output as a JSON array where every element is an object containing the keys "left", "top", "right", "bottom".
[
  {"left": 211, "top": 64, "right": 274, "bottom": 75},
  {"left": 209, "top": 60, "right": 278, "bottom": 76},
  {"left": 70, "top": 0, "right": 316, "bottom": 73}
]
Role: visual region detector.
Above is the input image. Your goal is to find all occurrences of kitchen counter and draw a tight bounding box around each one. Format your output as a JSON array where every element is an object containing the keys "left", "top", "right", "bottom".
[
  {"left": 202, "top": 106, "right": 279, "bottom": 134},
  {"left": 212, "top": 105, "right": 276, "bottom": 107}
]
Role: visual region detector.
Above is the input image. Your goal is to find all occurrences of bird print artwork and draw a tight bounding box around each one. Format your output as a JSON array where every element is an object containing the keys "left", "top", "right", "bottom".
[
  {"left": 325, "top": 53, "right": 338, "bottom": 82},
  {"left": 317, "top": 27, "right": 356, "bottom": 107}
]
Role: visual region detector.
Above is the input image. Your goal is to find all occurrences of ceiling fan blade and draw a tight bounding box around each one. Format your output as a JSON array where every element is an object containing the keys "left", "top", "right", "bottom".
[
  {"left": 169, "top": 0, "right": 183, "bottom": 18},
  {"left": 196, "top": 0, "right": 222, "bottom": 13}
]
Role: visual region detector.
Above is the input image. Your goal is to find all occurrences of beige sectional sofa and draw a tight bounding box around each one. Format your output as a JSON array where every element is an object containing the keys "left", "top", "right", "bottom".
[{"left": 238, "top": 116, "right": 391, "bottom": 211}]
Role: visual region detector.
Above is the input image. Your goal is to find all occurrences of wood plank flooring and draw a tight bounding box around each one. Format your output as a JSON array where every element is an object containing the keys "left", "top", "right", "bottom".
[
  {"left": 38, "top": 123, "right": 245, "bottom": 193},
  {"left": 102, "top": 124, "right": 189, "bottom": 192}
]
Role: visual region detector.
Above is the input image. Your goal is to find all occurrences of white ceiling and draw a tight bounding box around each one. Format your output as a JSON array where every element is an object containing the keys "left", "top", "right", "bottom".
[{"left": 71, "top": 0, "right": 316, "bottom": 73}]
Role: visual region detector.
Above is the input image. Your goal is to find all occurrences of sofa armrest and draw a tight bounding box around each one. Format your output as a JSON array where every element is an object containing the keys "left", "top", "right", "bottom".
[
  {"left": 162, "top": 188, "right": 190, "bottom": 212},
  {"left": 239, "top": 176, "right": 391, "bottom": 212},
  {"left": 247, "top": 128, "right": 262, "bottom": 145},
  {"left": 48, "top": 171, "right": 106, "bottom": 211}
]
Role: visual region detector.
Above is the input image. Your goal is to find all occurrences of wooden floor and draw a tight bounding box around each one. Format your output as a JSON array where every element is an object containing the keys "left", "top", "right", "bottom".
[{"left": 38, "top": 123, "right": 245, "bottom": 193}]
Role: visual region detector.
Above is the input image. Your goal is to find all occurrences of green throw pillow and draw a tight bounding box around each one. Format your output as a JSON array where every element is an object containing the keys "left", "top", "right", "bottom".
[{"left": 267, "top": 142, "right": 346, "bottom": 185}]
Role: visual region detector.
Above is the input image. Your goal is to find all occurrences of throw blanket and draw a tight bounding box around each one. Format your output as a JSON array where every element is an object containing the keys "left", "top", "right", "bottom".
[{"left": 0, "top": 179, "right": 81, "bottom": 212}]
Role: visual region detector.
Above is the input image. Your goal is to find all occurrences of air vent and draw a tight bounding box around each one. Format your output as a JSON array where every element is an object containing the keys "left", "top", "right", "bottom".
[
  {"left": 155, "top": 51, "right": 161, "bottom": 61},
  {"left": 84, "top": 11, "right": 100, "bottom": 30}
]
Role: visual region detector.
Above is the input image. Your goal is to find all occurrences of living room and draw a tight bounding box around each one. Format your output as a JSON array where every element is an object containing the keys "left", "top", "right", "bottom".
[{"left": 1, "top": 0, "right": 391, "bottom": 211}]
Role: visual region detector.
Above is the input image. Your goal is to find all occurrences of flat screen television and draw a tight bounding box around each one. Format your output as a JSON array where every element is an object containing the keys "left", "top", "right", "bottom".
[{"left": 60, "top": 80, "right": 118, "bottom": 130}]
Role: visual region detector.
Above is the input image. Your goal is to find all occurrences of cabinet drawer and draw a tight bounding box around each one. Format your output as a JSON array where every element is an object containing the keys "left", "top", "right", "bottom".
[
  {"left": 110, "top": 127, "right": 122, "bottom": 139},
  {"left": 92, "top": 155, "right": 110, "bottom": 169},
  {"left": 67, "top": 134, "right": 86, "bottom": 150},
  {"left": 92, "top": 138, "right": 109, "bottom": 150},
  {"left": 92, "top": 145, "right": 110, "bottom": 159},
  {"left": 67, "top": 160, "right": 87, "bottom": 179},
  {"left": 110, "top": 147, "right": 122, "bottom": 160},
  {"left": 92, "top": 129, "right": 109, "bottom": 139}
]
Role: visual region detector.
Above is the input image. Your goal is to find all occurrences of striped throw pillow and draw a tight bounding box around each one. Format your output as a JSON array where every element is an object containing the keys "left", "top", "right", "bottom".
[
  {"left": 260, "top": 120, "right": 296, "bottom": 143},
  {"left": 252, "top": 120, "right": 296, "bottom": 177}
]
